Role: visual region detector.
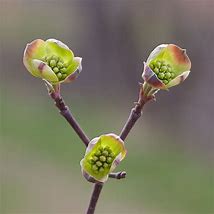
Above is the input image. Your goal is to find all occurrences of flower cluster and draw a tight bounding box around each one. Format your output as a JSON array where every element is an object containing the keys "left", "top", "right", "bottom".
[
  {"left": 142, "top": 44, "right": 191, "bottom": 93},
  {"left": 80, "top": 134, "right": 127, "bottom": 183},
  {"left": 23, "top": 39, "right": 82, "bottom": 85},
  {"left": 89, "top": 145, "right": 115, "bottom": 173},
  {"left": 150, "top": 60, "right": 174, "bottom": 85}
]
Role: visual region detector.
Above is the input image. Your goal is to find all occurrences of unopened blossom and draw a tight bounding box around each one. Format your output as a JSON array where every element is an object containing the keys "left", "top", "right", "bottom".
[
  {"left": 23, "top": 38, "right": 82, "bottom": 85},
  {"left": 142, "top": 44, "right": 191, "bottom": 93},
  {"left": 80, "top": 134, "right": 127, "bottom": 183}
]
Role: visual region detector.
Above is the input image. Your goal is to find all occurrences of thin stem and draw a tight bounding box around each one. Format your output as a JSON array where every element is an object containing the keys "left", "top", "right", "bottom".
[
  {"left": 49, "top": 91, "right": 90, "bottom": 147},
  {"left": 86, "top": 171, "right": 126, "bottom": 214},
  {"left": 86, "top": 183, "right": 103, "bottom": 214},
  {"left": 109, "top": 171, "right": 126, "bottom": 179},
  {"left": 120, "top": 102, "right": 145, "bottom": 141},
  {"left": 120, "top": 85, "right": 154, "bottom": 141}
]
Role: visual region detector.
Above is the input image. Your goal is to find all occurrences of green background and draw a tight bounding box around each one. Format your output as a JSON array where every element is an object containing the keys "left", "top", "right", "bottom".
[{"left": 0, "top": 1, "right": 213, "bottom": 213}]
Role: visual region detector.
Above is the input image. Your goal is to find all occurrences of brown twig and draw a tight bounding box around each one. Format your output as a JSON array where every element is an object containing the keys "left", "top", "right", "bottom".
[
  {"left": 120, "top": 85, "right": 154, "bottom": 141},
  {"left": 109, "top": 171, "right": 127, "bottom": 179},
  {"left": 86, "top": 171, "right": 126, "bottom": 214},
  {"left": 49, "top": 91, "right": 90, "bottom": 147},
  {"left": 86, "top": 183, "right": 103, "bottom": 214}
]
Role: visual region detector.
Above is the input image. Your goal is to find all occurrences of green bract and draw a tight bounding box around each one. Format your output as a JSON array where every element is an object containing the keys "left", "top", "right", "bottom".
[
  {"left": 142, "top": 44, "right": 191, "bottom": 90},
  {"left": 23, "top": 39, "right": 82, "bottom": 84},
  {"left": 80, "top": 134, "right": 127, "bottom": 183}
]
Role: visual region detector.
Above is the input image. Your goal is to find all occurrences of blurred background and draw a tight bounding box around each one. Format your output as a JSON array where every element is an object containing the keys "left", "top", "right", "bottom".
[{"left": 0, "top": 0, "right": 214, "bottom": 213}]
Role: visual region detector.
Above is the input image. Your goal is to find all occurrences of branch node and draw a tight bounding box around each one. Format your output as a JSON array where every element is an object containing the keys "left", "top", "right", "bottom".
[{"left": 109, "top": 171, "right": 126, "bottom": 179}]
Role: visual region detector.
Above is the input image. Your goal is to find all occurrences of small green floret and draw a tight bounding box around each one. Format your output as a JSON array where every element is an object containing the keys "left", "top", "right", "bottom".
[
  {"left": 102, "top": 150, "right": 109, "bottom": 156},
  {"left": 99, "top": 167, "right": 104, "bottom": 172},
  {"left": 50, "top": 59, "right": 57, "bottom": 67},
  {"left": 53, "top": 67, "right": 59, "bottom": 73},
  {"left": 100, "top": 156, "right": 106, "bottom": 162},
  {"left": 92, "top": 165, "right": 98, "bottom": 171},
  {"left": 107, "top": 157, "right": 113, "bottom": 164}
]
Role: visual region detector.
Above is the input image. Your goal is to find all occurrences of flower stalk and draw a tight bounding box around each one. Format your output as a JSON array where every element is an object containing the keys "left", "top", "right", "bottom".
[
  {"left": 48, "top": 89, "right": 90, "bottom": 147},
  {"left": 86, "top": 183, "right": 104, "bottom": 214},
  {"left": 120, "top": 84, "right": 155, "bottom": 141}
]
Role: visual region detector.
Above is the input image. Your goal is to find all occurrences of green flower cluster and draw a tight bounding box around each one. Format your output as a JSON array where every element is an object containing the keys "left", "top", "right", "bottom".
[
  {"left": 142, "top": 44, "right": 191, "bottom": 91},
  {"left": 89, "top": 146, "right": 115, "bottom": 173},
  {"left": 81, "top": 134, "right": 127, "bottom": 183},
  {"left": 150, "top": 60, "right": 175, "bottom": 85},
  {"left": 23, "top": 38, "right": 82, "bottom": 86},
  {"left": 44, "top": 55, "right": 68, "bottom": 81}
]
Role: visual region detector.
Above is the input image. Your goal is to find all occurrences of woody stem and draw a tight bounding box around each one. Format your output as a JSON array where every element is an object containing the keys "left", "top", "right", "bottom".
[
  {"left": 49, "top": 91, "right": 90, "bottom": 147},
  {"left": 120, "top": 85, "right": 153, "bottom": 140}
]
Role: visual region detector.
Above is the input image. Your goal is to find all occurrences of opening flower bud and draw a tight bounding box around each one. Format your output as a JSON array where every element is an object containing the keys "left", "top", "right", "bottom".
[
  {"left": 142, "top": 44, "right": 191, "bottom": 91},
  {"left": 80, "top": 134, "right": 127, "bottom": 183},
  {"left": 23, "top": 38, "right": 82, "bottom": 86}
]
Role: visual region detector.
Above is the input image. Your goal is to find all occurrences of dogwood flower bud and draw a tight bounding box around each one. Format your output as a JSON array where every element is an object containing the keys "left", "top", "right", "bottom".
[
  {"left": 80, "top": 134, "right": 127, "bottom": 183},
  {"left": 142, "top": 44, "right": 191, "bottom": 96},
  {"left": 23, "top": 39, "right": 82, "bottom": 86}
]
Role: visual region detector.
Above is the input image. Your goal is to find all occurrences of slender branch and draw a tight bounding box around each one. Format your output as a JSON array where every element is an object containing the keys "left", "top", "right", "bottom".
[
  {"left": 49, "top": 91, "right": 90, "bottom": 147},
  {"left": 86, "top": 183, "right": 103, "bottom": 214},
  {"left": 109, "top": 171, "right": 126, "bottom": 179},
  {"left": 120, "top": 103, "right": 144, "bottom": 141},
  {"left": 86, "top": 171, "right": 126, "bottom": 214},
  {"left": 120, "top": 85, "right": 154, "bottom": 141}
]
